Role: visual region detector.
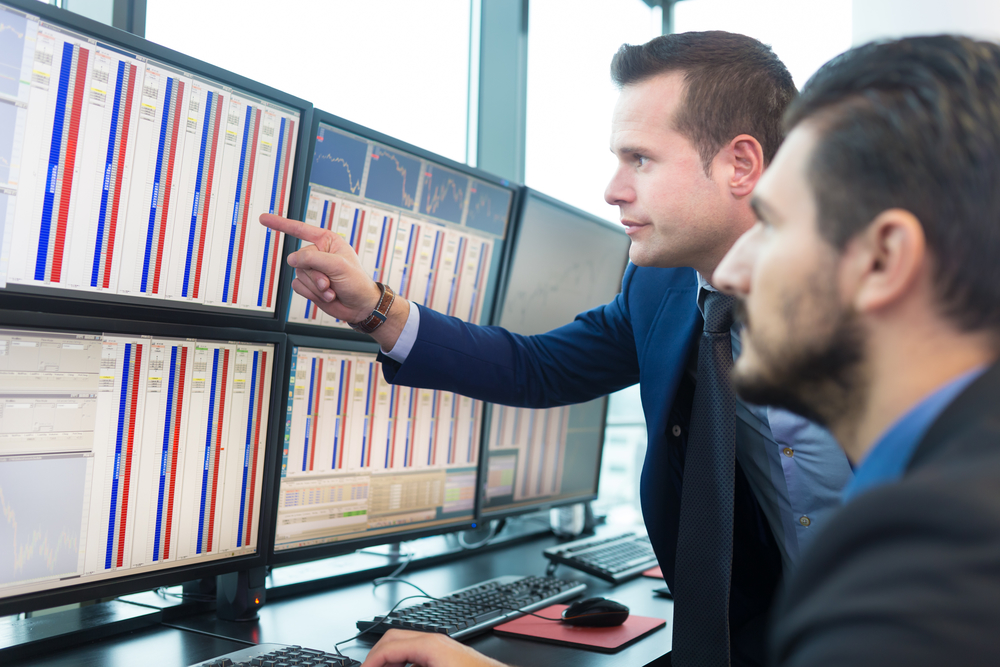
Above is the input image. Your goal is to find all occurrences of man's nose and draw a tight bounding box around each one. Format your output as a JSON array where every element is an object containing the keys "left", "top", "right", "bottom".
[
  {"left": 604, "top": 166, "right": 634, "bottom": 207},
  {"left": 713, "top": 222, "right": 764, "bottom": 297}
]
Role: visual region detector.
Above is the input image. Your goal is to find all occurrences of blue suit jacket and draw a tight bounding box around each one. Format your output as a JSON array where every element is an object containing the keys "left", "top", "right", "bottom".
[{"left": 380, "top": 264, "right": 781, "bottom": 662}]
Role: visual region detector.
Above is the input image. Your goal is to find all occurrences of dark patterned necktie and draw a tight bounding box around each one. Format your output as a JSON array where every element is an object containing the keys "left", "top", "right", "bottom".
[{"left": 672, "top": 290, "right": 737, "bottom": 667}]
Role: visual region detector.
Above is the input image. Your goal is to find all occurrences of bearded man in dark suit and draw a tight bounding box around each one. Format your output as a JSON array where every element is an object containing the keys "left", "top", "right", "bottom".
[{"left": 714, "top": 34, "right": 1000, "bottom": 667}]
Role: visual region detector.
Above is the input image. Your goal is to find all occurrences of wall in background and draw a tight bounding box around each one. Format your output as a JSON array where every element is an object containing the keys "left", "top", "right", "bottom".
[{"left": 853, "top": 0, "right": 1000, "bottom": 45}]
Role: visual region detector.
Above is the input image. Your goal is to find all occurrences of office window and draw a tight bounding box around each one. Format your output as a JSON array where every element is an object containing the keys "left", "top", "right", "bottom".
[
  {"left": 597, "top": 384, "right": 647, "bottom": 525},
  {"left": 525, "top": 0, "right": 661, "bottom": 223},
  {"left": 673, "top": 0, "right": 852, "bottom": 88},
  {"left": 523, "top": 2, "right": 659, "bottom": 523},
  {"left": 59, "top": 0, "right": 113, "bottom": 25},
  {"left": 145, "top": 0, "right": 475, "bottom": 163}
]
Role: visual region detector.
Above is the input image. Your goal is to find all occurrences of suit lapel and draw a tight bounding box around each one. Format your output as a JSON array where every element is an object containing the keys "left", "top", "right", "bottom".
[{"left": 908, "top": 361, "right": 1000, "bottom": 470}]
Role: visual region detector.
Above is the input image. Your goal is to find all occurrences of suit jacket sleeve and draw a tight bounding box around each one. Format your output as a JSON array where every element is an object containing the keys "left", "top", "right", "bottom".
[
  {"left": 770, "top": 471, "right": 1000, "bottom": 667},
  {"left": 376, "top": 263, "right": 642, "bottom": 408}
]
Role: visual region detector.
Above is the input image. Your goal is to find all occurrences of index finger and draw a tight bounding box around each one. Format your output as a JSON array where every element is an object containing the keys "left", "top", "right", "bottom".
[{"left": 259, "top": 213, "right": 328, "bottom": 245}]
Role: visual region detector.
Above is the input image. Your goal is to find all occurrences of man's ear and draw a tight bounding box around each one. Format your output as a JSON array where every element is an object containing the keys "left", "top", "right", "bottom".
[
  {"left": 843, "top": 208, "right": 927, "bottom": 314},
  {"left": 723, "top": 134, "right": 764, "bottom": 198}
]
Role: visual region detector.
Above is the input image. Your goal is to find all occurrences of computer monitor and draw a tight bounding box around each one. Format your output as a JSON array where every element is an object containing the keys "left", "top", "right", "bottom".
[
  {"left": 0, "top": 0, "right": 310, "bottom": 329},
  {"left": 479, "top": 189, "right": 630, "bottom": 519},
  {"left": 269, "top": 335, "right": 480, "bottom": 564},
  {"left": 0, "top": 313, "right": 284, "bottom": 615},
  {"left": 285, "top": 111, "right": 516, "bottom": 334}
]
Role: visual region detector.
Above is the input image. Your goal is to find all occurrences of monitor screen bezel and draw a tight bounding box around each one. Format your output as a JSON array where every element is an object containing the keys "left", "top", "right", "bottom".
[
  {"left": 267, "top": 333, "right": 481, "bottom": 567},
  {"left": 283, "top": 109, "right": 521, "bottom": 341},
  {"left": 0, "top": 0, "right": 313, "bottom": 332},
  {"left": 0, "top": 310, "right": 286, "bottom": 616},
  {"left": 477, "top": 187, "right": 629, "bottom": 520}
]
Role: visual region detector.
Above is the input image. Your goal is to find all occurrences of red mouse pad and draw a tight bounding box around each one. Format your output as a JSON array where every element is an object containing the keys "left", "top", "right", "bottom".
[
  {"left": 642, "top": 566, "right": 664, "bottom": 579},
  {"left": 493, "top": 604, "right": 666, "bottom": 653}
]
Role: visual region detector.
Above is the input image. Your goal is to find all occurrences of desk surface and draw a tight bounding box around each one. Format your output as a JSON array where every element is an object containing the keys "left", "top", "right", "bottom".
[
  {"left": 17, "top": 625, "right": 249, "bottom": 667},
  {"left": 19, "top": 532, "right": 673, "bottom": 667},
  {"left": 175, "top": 532, "right": 674, "bottom": 666}
]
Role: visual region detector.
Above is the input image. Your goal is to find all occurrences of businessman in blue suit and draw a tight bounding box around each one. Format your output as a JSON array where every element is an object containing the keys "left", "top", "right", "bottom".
[{"left": 264, "top": 32, "right": 851, "bottom": 667}]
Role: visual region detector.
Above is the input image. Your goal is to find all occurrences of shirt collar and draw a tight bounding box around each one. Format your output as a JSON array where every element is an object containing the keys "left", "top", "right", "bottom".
[
  {"left": 695, "top": 272, "right": 716, "bottom": 318},
  {"left": 841, "top": 364, "right": 987, "bottom": 504}
]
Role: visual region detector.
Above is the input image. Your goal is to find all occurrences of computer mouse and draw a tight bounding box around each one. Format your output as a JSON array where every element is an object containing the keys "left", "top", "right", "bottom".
[{"left": 561, "top": 597, "right": 630, "bottom": 627}]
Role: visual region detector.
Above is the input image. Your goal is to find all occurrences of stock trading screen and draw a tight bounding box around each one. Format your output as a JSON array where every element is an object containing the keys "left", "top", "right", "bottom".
[
  {"left": 288, "top": 123, "right": 511, "bottom": 331},
  {"left": 0, "top": 326, "right": 274, "bottom": 602},
  {"left": 274, "top": 345, "right": 478, "bottom": 551},
  {"left": 0, "top": 4, "right": 300, "bottom": 314}
]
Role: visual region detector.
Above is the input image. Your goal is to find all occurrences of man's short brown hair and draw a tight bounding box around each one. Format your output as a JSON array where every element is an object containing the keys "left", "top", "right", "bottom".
[{"left": 611, "top": 31, "right": 796, "bottom": 171}]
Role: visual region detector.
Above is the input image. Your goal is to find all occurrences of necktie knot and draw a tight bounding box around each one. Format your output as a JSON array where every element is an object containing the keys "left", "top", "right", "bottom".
[{"left": 702, "top": 291, "right": 735, "bottom": 334}]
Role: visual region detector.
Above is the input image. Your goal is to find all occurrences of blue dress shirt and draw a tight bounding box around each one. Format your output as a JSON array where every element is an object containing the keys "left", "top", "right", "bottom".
[{"left": 842, "top": 365, "right": 987, "bottom": 504}]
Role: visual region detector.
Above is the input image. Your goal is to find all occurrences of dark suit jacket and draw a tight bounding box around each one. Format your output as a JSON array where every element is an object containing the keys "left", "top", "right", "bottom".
[
  {"left": 380, "top": 264, "right": 783, "bottom": 666},
  {"left": 770, "top": 361, "right": 1000, "bottom": 666}
]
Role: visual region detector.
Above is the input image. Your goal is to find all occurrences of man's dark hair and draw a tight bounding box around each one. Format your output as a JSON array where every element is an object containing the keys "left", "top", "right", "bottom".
[
  {"left": 787, "top": 35, "right": 1000, "bottom": 335},
  {"left": 611, "top": 31, "right": 796, "bottom": 171}
]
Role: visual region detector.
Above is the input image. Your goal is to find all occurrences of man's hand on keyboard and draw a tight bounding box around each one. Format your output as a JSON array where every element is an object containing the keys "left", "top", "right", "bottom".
[{"left": 361, "top": 629, "right": 508, "bottom": 667}]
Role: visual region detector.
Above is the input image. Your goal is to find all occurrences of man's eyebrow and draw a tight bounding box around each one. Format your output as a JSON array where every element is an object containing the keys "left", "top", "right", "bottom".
[
  {"left": 610, "top": 144, "right": 647, "bottom": 155},
  {"left": 751, "top": 196, "right": 781, "bottom": 223}
]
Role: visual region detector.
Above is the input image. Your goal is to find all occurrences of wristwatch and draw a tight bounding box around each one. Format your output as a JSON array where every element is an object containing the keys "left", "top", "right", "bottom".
[{"left": 348, "top": 282, "right": 395, "bottom": 335}]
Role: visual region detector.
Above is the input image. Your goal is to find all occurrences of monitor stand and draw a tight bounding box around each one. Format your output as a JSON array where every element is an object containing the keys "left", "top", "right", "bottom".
[
  {"left": 216, "top": 566, "right": 268, "bottom": 621},
  {"left": 183, "top": 575, "right": 217, "bottom": 600},
  {"left": 0, "top": 600, "right": 160, "bottom": 662}
]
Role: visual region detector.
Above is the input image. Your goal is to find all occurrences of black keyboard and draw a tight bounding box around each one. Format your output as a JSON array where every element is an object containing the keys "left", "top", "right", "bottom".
[
  {"left": 544, "top": 531, "right": 658, "bottom": 583},
  {"left": 187, "top": 643, "right": 359, "bottom": 667},
  {"left": 356, "top": 574, "right": 586, "bottom": 639}
]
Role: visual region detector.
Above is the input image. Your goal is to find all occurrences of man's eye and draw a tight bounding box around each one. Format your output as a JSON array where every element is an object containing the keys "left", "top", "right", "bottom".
[{"left": 635, "top": 155, "right": 648, "bottom": 167}]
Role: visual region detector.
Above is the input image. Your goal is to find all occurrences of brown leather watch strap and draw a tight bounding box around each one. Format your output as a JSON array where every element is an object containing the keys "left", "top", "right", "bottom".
[{"left": 348, "top": 282, "right": 395, "bottom": 335}]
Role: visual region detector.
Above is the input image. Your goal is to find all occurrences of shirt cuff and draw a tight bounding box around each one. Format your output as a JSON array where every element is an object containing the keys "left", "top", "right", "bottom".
[{"left": 382, "top": 302, "right": 420, "bottom": 363}]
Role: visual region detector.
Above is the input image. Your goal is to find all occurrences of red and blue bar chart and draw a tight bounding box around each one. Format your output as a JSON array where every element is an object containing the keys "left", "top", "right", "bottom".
[
  {"left": 36, "top": 42, "right": 88, "bottom": 285},
  {"left": 332, "top": 359, "right": 351, "bottom": 471},
  {"left": 236, "top": 349, "right": 266, "bottom": 548},
  {"left": 220, "top": 106, "right": 260, "bottom": 306},
  {"left": 91, "top": 60, "right": 137, "bottom": 290},
  {"left": 150, "top": 345, "right": 187, "bottom": 562},
  {"left": 301, "top": 356, "right": 322, "bottom": 472},
  {"left": 196, "top": 348, "right": 229, "bottom": 554},
  {"left": 104, "top": 341, "right": 143, "bottom": 570},
  {"left": 257, "top": 116, "right": 294, "bottom": 308},
  {"left": 0, "top": 18, "right": 299, "bottom": 314},
  {"left": 180, "top": 89, "right": 223, "bottom": 300},
  {"left": 2, "top": 327, "right": 275, "bottom": 595},
  {"left": 139, "top": 76, "right": 184, "bottom": 295}
]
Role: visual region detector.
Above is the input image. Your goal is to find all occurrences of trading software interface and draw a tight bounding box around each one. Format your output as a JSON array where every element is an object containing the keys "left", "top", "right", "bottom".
[
  {"left": 0, "top": 327, "right": 274, "bottom": 600},
  {"left": 273, "top": 345, "right": 478, "bottom": 551},
  {"left": 0, "top": 3, "right": 299, "bottom": 314},
  {"left": 287, "top": 122, "right": 512, "bottom": 330},
  {"left": 482, "top": 193, "right": 630, "bottom": 515}
]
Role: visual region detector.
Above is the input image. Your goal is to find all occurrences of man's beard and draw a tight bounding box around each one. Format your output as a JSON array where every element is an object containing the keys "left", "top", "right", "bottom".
[{"left": 731, "top": 298, "right": 868, "bottom": 432}]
